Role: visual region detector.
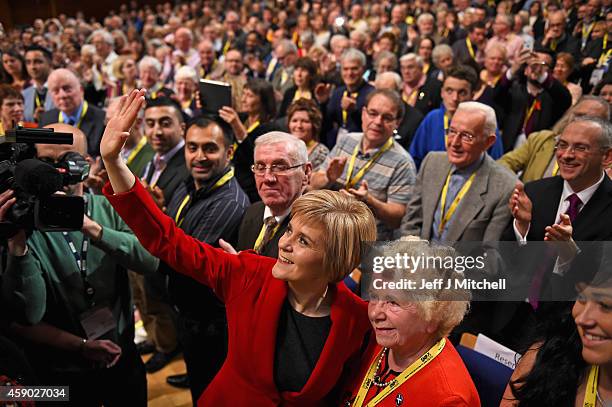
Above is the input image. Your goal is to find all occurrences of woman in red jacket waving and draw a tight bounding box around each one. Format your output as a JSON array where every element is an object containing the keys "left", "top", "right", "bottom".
[{"left": 100, "top": 89, "right": 377, "bottom": 406}]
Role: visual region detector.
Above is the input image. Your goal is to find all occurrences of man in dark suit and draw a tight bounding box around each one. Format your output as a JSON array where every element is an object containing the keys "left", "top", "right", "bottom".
[
  {"left": 132, "top": 97, "right": 188, "bottom": 373},
  {"left": 452, "top": 21, "right": 487, "bottom": 66},
  {"left": 502, "top": 117, "right": 612, "bottom": 346},
  {"left": 511, "top": 117, "right": 612, "bottom": 243},
  {"left": 535, "top": 10, "right": 582, "bottom": 63},
  {"left": 232, "top": 131, "right": 312, "bottom": 258},
  {"left": 39, "top": 68, "right": 106, "bottom": 158},
  {"left": 495, "top": 47, "right": 573, "bottom": 152},
  {"left": 399, "top": 53, "right": 442, "bottom": 117},
  {"left": 140, "top": 97, "right": 189, "bottom": 204},
  {"left": 317, "top": 48, "right": 374, "bottom": 149}
]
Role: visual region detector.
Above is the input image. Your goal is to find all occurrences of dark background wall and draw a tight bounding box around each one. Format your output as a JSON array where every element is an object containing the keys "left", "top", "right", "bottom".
[{"left": 1, "top": 0, "right": 167, "bottom": 29}]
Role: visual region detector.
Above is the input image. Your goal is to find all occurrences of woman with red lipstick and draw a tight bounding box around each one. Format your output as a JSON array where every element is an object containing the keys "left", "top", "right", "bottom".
[
  {"left": 99, "top": 89, "right": 378, "bottom": 406},
  {"left": 341, "top": 240, "right": 480, "bottom": 407},
  {"left": 502, "top": 263, "right": 612, "bottom": 407}
]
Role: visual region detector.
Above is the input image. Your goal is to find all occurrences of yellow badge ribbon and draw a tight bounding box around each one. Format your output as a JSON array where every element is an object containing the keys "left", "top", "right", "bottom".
[
  {"left": 58, "top": 101, "right": 88, "bottom": 129},
  {"left": 126, "top": 136, "right": 148, "bottom": 166},
  {"left": 174, "top": 168, "right": 235, "bottom": 227},
  {"left": 351, "top": 338, "right": 446, "bottom": 407},
  {"left": 342, "top": 90, "right": 359, "bottom": 127},
  {"left": 438, "top": 170, "right": 477, "bottom": 234},
  {"left": 583, "top": 365, "right": 598, "bottom": 407},
  {"left": 345, "top": 136, "right": 393, "bottom": 189}
]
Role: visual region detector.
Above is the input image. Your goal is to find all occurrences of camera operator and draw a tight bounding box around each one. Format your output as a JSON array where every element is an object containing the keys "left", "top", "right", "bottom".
[{"left": 0, "top": 123, "right": 159, "bottom": 407}]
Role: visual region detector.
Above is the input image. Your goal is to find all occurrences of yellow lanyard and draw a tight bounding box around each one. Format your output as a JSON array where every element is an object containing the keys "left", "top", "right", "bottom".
[
  {"left": 345, "top": 137, "right": 393, "bottom": 189},
  {"left": 293, "top": 89, "right": 312, "bottom": 101},
  {"left": 247, "top": 120, "right": 260, "bottom": 134},
  {"left": 443, "top": 113, "right": 450, "bottom": 144},
  {"left": 523, "top": 98, "right": 538, "bottom": 131},
  {"left": 231, "top": 120, "right": 260, "bottom": 159},
  {"left": 222, "top": 39, "right": 231, "bottom": 55},
  {"left": 266, "top": 58, "right": 277, "bottom": 78},
  {"left": 551, "top": 39, "right": 558, "bottom": 51},
  {"left": 59, "top": 101, "right": 88, "bottom": 128},
  {"left": 200, "top": 60, "right": 217, "bottom": 79},
  {"left": 253, "top": 219, "right": 281, "bottom": 252},
  {"left": 422, "top": 63, "right": 430, "bottom": 74},
  {"left": 35, "top": 91, "right": 44, "bottom": 108},
  {"left": 342, "top": 90, "right": 358, "bottom": 126},
  {"left": 598, "top": 34, "right": 611, "bottom": 66},
  {"left": 466, "top": 37, "right": 475, "bottom": 59},
  {"left": 583, "top": 22, "right": 595, "bottom": 42},
  {"left": 352, "top": 339, "right": 446, "bottom": 407},
  {"left": 438, "top": 171, "right": 477, "bottom": 234},
  {"left": 552, "top": 160, "right": 559, "bottom": 176},
  {"left": 181, "top": 98, "right": 193, "bottom": 109},
  {"left": 0, "top": 121, "right": 4, "bottom": 136},
  {"left": 126, "top": 136, "right": 148, "bottom": 165},
  {"left": 174, "top": 169, "right": 235, "bottom": 227},
  {"left": 583, "top": 365, "right": 598, "bottom": 407},
  {"left": 403, "top": 88, "right": 419, "bottom": 106}
]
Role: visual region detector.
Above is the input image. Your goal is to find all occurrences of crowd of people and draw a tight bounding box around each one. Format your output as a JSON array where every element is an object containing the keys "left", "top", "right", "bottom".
[{"left": 0, "top": 0, "right": 611, "bottom": 405}]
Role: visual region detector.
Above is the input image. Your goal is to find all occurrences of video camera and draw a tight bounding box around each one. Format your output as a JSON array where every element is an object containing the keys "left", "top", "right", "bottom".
[{"left": 0, "top": 126, "right": 90, "bottom": 238}]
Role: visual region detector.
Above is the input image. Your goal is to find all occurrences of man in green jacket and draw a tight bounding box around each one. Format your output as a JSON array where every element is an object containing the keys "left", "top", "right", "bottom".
[
  {"left": 0, "top": 123, "right": 158, "bottom": 407},
  {"left": 498, "top": 96, "right": 610, "bottom": 182}
]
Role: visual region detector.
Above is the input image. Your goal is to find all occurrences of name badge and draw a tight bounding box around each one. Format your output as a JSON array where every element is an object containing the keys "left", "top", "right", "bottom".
[{"left": 80, "top": 306, "right": 116, "bottom": 340}]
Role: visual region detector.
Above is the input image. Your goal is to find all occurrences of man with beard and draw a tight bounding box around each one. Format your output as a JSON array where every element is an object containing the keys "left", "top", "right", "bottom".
[{"left": 162, "top": 116, "right": 250, "bottom": 402}]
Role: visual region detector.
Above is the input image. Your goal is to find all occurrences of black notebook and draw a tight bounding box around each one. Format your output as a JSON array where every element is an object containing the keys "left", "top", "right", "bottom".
[{"left": 199, "top": 79, "right": 232, "bottom": 114}]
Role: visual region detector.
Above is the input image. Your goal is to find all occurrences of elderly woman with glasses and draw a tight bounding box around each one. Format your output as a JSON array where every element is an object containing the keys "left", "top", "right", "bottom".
[
  {"left": 99, "top": 89, "right": 379, "bottom": 406},
  {"left": 341, "top": 240, "right": 480, "bottom": 407}
]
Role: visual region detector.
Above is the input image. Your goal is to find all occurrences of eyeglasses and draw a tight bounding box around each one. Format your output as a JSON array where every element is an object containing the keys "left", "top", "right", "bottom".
[
  {"left": 445, "top": 127, "right": 476, "bottom": 144},
  {"left": 364, "top": 108, "right": 397, "bottom": 124},
  {"left": 251, "top": 163, "right": 305, "bottom": 175},
  {"left": 554, "top": 141, "right": 596, "bottom": 154}
]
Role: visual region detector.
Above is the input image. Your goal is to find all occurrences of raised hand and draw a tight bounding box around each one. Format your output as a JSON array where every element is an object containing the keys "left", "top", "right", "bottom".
[
  {"left": 509, "top": 181, "right": 532, "bottom": 237},
  {"left": 326, "top": 156, "right": 348, "bottom": 184},
  {"left": 314, "top": 83, "right": 332, "bottom": 104},
  {"left": 346, "top": 180, "right": 369, "bottom": 203},
  {"left": 101, "top": 89, "right": 146, "bottom": 162},
  {"left": 340, "top": 94, "right": 357, "bottom": 112},
  {"left": 544, "top": 213, "right": 573, "bottom": 242},
  {"left": 101, "top": 90, "right": 146, "bottom": 194}
]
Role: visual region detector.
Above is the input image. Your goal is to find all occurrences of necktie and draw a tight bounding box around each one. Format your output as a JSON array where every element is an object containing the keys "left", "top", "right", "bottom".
[
  {"left": 148, "top": 156, "right": 166, "bottom": 186},
  {"left": 565, "top": 193, "right": 582, "bottom": 223},
  {"left": 255, "top": 216, "right": 278, "bottom": 254}
]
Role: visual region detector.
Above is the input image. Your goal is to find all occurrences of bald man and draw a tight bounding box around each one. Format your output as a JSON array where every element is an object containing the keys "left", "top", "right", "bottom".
[
  {"left": 1, "top": 122, "right": 158, "bottom": 406},
  {"left": 173, "top": 27, "right": 200, "bottom": 69},
  {"left": 39, "top": 68, "right": 106, "bottom": 158}
]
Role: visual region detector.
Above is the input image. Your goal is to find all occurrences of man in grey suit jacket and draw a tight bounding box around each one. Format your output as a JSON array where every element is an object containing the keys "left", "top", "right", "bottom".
[{"left": 400, "top": 101, "right": 516, "bottom": 242}]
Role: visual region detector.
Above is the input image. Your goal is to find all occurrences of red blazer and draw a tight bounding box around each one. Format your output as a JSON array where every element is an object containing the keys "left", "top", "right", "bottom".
[
  {"left": 103, "top": 180, "right": 372, "bottom": 406},
  {"left": 342, "top": 341, "right": 481, "bottom": 407}
]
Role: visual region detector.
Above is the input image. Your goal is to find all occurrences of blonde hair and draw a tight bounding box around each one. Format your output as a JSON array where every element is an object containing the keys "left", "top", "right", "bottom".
[{"left": 291, "top": 190, "right": 377, "bottom": 283}]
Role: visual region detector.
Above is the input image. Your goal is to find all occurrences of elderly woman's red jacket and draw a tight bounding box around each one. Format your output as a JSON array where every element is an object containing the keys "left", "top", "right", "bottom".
[{"left": 104, "top": 180, "right": 372, "bottom": 406}]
